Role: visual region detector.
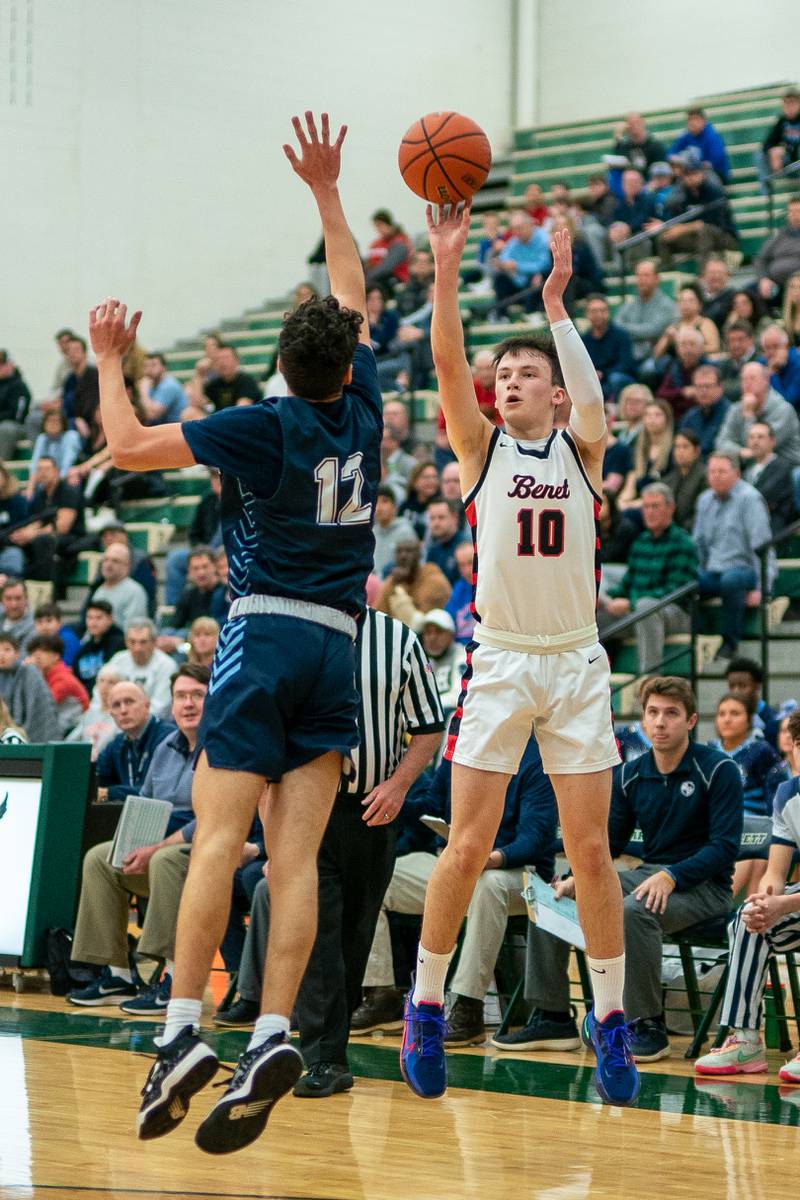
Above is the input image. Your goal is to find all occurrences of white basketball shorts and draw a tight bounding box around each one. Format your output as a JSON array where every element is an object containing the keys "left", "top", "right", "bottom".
[{"left": 445, "top": 640, "right": 620, "bottom": 776}]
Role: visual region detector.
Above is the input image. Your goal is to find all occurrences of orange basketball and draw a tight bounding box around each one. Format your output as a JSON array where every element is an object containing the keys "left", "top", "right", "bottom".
[{"left": 398, "top": 112, "right": 492, "bottom": 205}]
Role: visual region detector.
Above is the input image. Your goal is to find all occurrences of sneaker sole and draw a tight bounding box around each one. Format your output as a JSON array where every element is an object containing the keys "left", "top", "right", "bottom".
[
  {"left": 490, "top": 1035, "right": 581, "bottom": 1052},
  {"left": 399, "top": 1050, "right": 446, "bottom": 1100},
  {"left": 696, "top": 1058, "right": 768, "bottom": 1076},
  {"left": 137, "top": 1049, "right": 220, "bottom": 1140},
  {"left": 292, "top": 1073, "right": 354, "bottom": 1098},
  {"left": 119, "top": 1003, "right": 169, "bottom": 1015},
  {"left": 779, "top": 1067, "right": 800, "bottom": 1083},
  {"left": 444, "top": 1030, "right": 487, "bottom": 1048},
  {"left": 212, "top": 1015, "right": 257, "bottom": 1028},
  {"left": 584, "top": 1018, "right": 641, "bottom": 1107},
  {"left": 632, "top": 1045, "right": 671, "bottom": 1063},
  {"left": 349, "top": 1019, "right": 404, "bottom": 1035},
  {"left": 194, "top": 1045, "right": 303, "bottom": 1154},
  {"left": 67, "top": 993, "right": 137, "bottom": 1006}
]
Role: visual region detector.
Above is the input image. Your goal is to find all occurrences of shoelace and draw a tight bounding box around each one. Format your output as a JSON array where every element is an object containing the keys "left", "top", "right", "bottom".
[
  {"left": 210, "top": 1044, "right": 266, "bottom": 1092},
  {"left": 306, "top": 1061, "right": 337, "bottom": 1079},
  {"left": 597, "top": 1021, "right": 633, "bottom": 1072},
  {"left": 406, "top": 1007, "right": 448, "bottom": 1058}
]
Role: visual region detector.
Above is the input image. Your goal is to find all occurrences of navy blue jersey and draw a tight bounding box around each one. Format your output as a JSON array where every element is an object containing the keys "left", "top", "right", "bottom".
[{"left": 183, "top": 345, "right": 382, "bottom": 615}]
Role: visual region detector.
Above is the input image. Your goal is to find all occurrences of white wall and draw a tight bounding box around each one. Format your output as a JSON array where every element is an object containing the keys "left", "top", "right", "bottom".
[
  {"left": 0, "top": 0, "right": 513, "bottom": 393},
  {"left": 533, "top": 0, "right": 798, "bottom": 124}
]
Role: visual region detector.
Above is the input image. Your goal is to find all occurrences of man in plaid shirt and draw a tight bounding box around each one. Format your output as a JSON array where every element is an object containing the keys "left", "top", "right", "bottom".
[{"left": 600, "top": 483, "right": 698, "bottom": 673}]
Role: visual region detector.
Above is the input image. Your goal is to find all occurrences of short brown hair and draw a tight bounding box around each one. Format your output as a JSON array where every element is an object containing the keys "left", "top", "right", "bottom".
[
  {"left": 492, "top": 334, "right": 564, "bottom": 388},
  {"left": 640, "top": 676, "right": 697, "bottom": 719},
  {"left": 170, "top": 663, "right": 211, "bottom": 693},
  {"left": 786, "top": 709, "right": 800, "bottom": 742}
]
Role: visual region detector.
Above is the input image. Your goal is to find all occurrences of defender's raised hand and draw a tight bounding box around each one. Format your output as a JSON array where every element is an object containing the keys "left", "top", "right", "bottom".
[
  {"left": 283, "top": 111, "right": 347, "bottom": 191},
  {"left": 542, "top": 227, "right": 573, "bottom": 309},
  {"left": 425, "top": 201, "right": 473, "bottom": 265},
  {"left": 89, "top": 298, "right": 142, "bottom": 361}
]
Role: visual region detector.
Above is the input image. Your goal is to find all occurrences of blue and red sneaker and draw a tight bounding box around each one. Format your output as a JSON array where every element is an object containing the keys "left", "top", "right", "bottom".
[
  {"left": 400, "top": 993, "right": 447, "bottom": 1099},
  {"left": 582, "top": 1009, "right": 640, "bottom": 1106}
]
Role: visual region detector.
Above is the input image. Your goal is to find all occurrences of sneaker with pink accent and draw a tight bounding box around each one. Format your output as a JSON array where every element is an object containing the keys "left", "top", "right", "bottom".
[
  {"left": 778, "top": 1050, "right": 800, "bottom": 1083},
  {"left": 694, "top": 1033, "right": 767, "bottom": 1076}
]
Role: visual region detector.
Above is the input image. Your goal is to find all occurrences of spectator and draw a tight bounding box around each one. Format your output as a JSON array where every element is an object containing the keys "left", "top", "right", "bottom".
[
  {"left": 523, "top": 183, "right": 549, "bottom": 225},
  {"left": 372, "top": 485, "right": 416, "bottom": 577},
  {"left": 680, "top": 363, "right": 731, "bottom": 458},
  {"left": 602, "top": 429, "right": 633, "bottom": 497},
  {"left": 420, "top": 608, "right": 466, "bottom": 713},
  {"left": 91, "top": 543, "right": 149, "bottom": 631},
  {"left": 67, "top": 666, "right": 213, "bottom": 1010},
  {"left": 743, "top": 420, "right": 796, "bottom": 535},
  {"left": 615, "top": 260, "right": 677, "bottom": 367},
  {"left": 395, "top": 249, "right": 435, "bottom": 317},
  {"left": 168, "top": 546, "right": 228, "bottom": 635},
  {"left": 27, "top": 632, "right": 89, "bottom": 736},
  {"left": 726, "top": 656, "right": 781, "bottom": 747},
  {"left": 0, "top": 579, "right": 35, "bottom": 651},
  {"left": 657, "top": 152, "right": 738, "bottom": 265},
  {"left": 364, "top": 209, "right": 412, "bottom": 292},
  {"left": 356, "top": 736, "right": 556, "bottom": 1047},
  {"left": 28, "top": 410, "right": 82, "bottom": 494},
  {"left": 653, "top": 283, "right": 721, "bottom": 359},
  {"left": 718, "top": 320, "right": 759, "bottom": 403},
  {"left": 0, "top": 631, "right": 59, "bottom": 742},
  {"left": 585, "top": 172, "right": 618, "bottom": 226},
  {"left": 165, "top": 470, "right": 221, "bottom": 606},
  {"left": 598, "top": 491, "right": 640, "bottom": 595},
  {"left": 694, "top": 708, "right": 800, "bottom": 1082},
  {"left": 0, "top": 695, "right": 27, "bottom": 743},
  {"left": 139, "top": 354, "right": 187, "bottom": 425},
  {"left": 391, "top": 284, "right": 435, "bottom": 392},
  {"left": 12, "top": 455, "right": 84, "bottom": 588},
  {"left": 398, "top": 461, "right": 441, "bottom": 541},
  {"left": 662, "top": 429, "right": 708, "bottom": 530},
  {"left": 468, "top": 212, "right": 508, "bottom": 291},
  {"left": 712, "top": 692, "right": 788, "bottom": 816},
  {"left": 616, "top": 383, "right": 652, "bottom": 451},
  {"left": 65, "top": 664, "right": 122, "bottom": 759},
  {"left": 95, "top": 679, "right": 174, "bottom": 801},
  {"left": 600, "top": 484, "right": 698, "bottom": 674},
  {"left": 723, "top": 290, "right": 770, "bottom": 339},
  {"left": 550, "top": 211, "right": 604, "bottom": 302},
  {"left": 762, "top": 88, "right": 800, "bottom": 175},
  {"left": 375, "top": 536, "right": 450, "bottom": 628},
  {"left": 760, "top": 324, "right": 800, "bottom": 409},
  {"left": 381, "top": 424, "right": 415, "bottom": 500},
  {"left": 783, "top": 271, "right": 800, "bottom": 346},
  {"left": 32, "top": 601, "right": 80, "bottom": 667},
  {"left": 656, "top": 327, "right": 708, "bottom": 422},
  {"left": 581, "top": 295, "right": 637, "bottom": 402},
  {"left": 382, "top": 400, "right": 414, "bottom": 453},
  {"left": 0, "top": 464, "right": 27, "bottom": 577},
  {"left": 48, "top": 327, "right": 77, "bottom": 401},
  {"left": 645, "top": 161, "right": 675, "bottom": 220},
  {"left": 444, "top": 542, "right": 475, "bottom": 646},
  {"left": 754, "top": 196, "right": 800, "bottom": 299},
  {"left": 608, "top": 168, "right": 655, "bottom": 250},
  {"left": 0, "top": 350, "right": 31, "bottom": 461},
  {"left": 61, "top": 335, "right": 100, "bottom": 447},
  {"left": 436, "top": 349, "right": 499, "bottom": 469},
  {"left": 612, "top": 112, "right": 667, "bottom": 176},
  {"left": 439, "top": 461, "right": 466, "bottom": 515},
  {"left": 667, "top": 107, "right": 731, "bottom": 183},
  {"left": 106, "top": 619, "right": 176, "bottom": 720},
  {"left": 715, "top": 361, "right": 800, "bottom": 469},
  {"left": 72, "top": 599, "right": 126, "bottom": 694},
  {"left": 366, "top": 286, "right": 402, "bottom": 389},
  {"left": 496, "top": 677, "right": 740, "bottom": 1062},
  {"left": 424, "top": 499, "right": 468, "bottom": 586},
  {"left": 91, "top": 523, "right": 157, "bottom": 617},
  {"left": 184, "top": 616, "right": 219, "bottom": 669},
  {"left": 699, "top": 255, "right": 735, "bottom": 331},
  {"left": 693, "top": 452, "right": 773, "bottom": 660},
  {"left": 490, "top": 211, "right": 551, "bottom": 316},
  {"left": 618, "top": 398, "right": 674, "bottom": 509},
  {"left": 777, "top": 714, "right": 798, "bottom": 775},
  {"left": 202, "top": 344, "right": 261, "bottom": 411}
]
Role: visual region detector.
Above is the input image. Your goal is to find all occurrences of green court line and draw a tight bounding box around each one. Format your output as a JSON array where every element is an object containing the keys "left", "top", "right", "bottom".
[{"left": 2, "top": 1005, "right": 798, "bottom": 1128}]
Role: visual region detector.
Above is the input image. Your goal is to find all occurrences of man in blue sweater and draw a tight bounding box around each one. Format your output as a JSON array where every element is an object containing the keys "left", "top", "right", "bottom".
[
  {"left": 668, "top": 108, "right": 730, "bottom": 183},
  {"left": 95, "top": 681, "right": 174, "bottom": 801},
  {"left": 581, "top": 294, "right": 637, "bottom": 402},
  {"left": 493, "top": 676, "right": 742, "bottom": 1062},
  {"left": 491, "top": 211, "right": 551, "bottom": 316},
  {"left": 353, "top": 735, "right": 557, "bottom": 1046}
]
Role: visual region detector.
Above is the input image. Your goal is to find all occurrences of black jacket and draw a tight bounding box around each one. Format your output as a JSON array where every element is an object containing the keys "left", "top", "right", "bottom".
[
  {"left": 747, "top": 457, "right": 797, "bottom": 534},
  {"left": 0, "top": 370, "right": 31, "bottom": 423}
]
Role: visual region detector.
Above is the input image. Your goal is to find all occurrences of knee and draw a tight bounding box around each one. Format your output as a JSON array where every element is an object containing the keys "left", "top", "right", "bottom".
[
  {"left": 564, "top": 833, "right": 611, "bottom": 880},
  {"left": 83, "top": 840, "right": 113, "bottom": 879},
  {"left": 446, "top": 833, "right": 495, "bottom": 881},
  {"left": 622, "top": 893, "right": 654, "bottom": 928}
]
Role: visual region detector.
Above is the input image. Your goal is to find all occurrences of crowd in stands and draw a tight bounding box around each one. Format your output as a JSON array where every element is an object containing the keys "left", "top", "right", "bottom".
[{"left": 5, "top": 87, "right": 800, "bottom": 1087}]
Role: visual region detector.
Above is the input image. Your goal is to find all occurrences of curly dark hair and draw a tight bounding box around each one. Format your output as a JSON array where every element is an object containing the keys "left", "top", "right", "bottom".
[
  {"left": 278, "top": 296, "right": 363, "bottom": 401},
  {"left": 491, "top": 334, "right": 564, "bottom": 389}
]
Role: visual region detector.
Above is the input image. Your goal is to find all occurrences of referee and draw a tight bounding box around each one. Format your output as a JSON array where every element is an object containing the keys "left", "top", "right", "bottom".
[{"left": 214, "top": 607, "right": 446, "bottom": 1097}]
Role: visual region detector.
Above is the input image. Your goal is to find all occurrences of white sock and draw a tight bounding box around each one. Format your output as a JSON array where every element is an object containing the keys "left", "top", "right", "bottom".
[
  {"left": 157, "top": 998, "right": 202, "bottom": 1047},
  {"left": 248, "top": 1013, "right": 290, "bottom": 1051},
  {"left": 733, "top": 1026, "right": 762, "bottom": 1043},
  {"left": 411, "top": 944, "right": 454, "bottom": 1007},
  {"left": 164, "top": 960, "right": 175, "bottom": 978},
  {"left": 587, "top": 952, "right": 625, "bottom": 1022},
  {"left": 110, "top": 965, "right": 132, "bottom": 983}
]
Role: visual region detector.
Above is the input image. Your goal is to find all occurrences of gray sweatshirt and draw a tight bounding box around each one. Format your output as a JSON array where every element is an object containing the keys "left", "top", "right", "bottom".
[
  {"left": 715, "top": 387, "right": 800, "bottom": 466},
  {"left": 614, "top": 289, "right": 678, "bottom": 360},
  {"left": 0, "top": 661, "right": 60, "bottom": 742},
  {"left": 753, "top": 227, "right": 800, "bottom": 286}
]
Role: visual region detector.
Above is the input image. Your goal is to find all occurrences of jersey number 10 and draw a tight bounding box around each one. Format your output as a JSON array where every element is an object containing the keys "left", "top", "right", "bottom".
[
  {"left": 517, "top": 508, "right": 565, "bottom": 557},
  {"left": 314, "top": 453, "right": 372, "bottom": 526}
]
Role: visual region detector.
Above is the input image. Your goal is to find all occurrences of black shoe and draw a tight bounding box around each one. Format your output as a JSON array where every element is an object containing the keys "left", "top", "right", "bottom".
[
  {"left": 444, "top": 995, "right": 486, "bottom": 1047},
  {"left": 213, "top": 998, "right": 260, "bottom": 1028},
  {"left": 491, "top": 1008, "right": 581, "bottom": 1052},
  {"left": 194, "top": 1032, "right": 303, "bottom": 1155},
  {"left": 713, "top": 640, "right": 737, "bottom": 663},
  {"left": 136, "top": 1025, "right": 219, "bottom": 1140},
  {"left": 292, "top": 1061, "right": 354, "bottom": 1098},
  {"left": 349, "top": 986, "right": 404, "bottom": 1035},
  {"left": 628, "top": 1016, "right": 670, "bottom": 1062}
]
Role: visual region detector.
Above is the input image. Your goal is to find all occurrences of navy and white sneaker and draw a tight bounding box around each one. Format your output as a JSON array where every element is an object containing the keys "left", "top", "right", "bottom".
[
  {"left": 136, "top": 1025, "right": 219, "bottom": 1140},
  {"left": 582, "top": 1009, "right": 640, "bottom": 1106},
  {"left": 67, "top": 966, "right": 138, "bottom": 1007},
  {"left": 194, "top": 1032, "right": 304, "bottom": 1155},
  {"left": 120, "top": 973, "right": 172, "bottom": 1015}
]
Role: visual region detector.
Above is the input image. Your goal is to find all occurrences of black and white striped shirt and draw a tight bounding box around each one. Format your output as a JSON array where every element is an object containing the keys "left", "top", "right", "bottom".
[{"left": 341, "top": 609, "right": 446, "bottom": 798}]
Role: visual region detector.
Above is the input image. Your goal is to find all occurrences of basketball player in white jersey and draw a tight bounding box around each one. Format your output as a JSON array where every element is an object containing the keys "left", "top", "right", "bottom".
[{"left": 399, "top": 213, "right": 639, "bottom": 1107}]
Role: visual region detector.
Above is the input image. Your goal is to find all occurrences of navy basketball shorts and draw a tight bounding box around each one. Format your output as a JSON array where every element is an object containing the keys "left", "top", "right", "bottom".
[{"left": 198, "top": 612, "right": 359, "bottom": 780}]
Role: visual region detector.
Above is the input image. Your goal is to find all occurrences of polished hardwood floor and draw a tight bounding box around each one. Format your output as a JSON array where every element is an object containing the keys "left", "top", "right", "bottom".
[{"left": 1, "top": 991, "right": 798, "bottom": 1200}]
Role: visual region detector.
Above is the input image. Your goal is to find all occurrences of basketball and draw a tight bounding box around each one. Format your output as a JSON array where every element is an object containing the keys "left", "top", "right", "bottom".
[{"left": 398, "top": 112, "right": 492, "bottom": 205}]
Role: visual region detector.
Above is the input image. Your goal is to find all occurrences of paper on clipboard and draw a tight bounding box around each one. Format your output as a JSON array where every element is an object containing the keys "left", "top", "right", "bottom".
[
  {"left": 420, "top": 815, "right": 450, "bottom": 842},
  {"left": 522, "top": 871, "right": 585, "bottom": 950},
  {"left": 107, "top": 796, "right": 172, "bottom": 869}
]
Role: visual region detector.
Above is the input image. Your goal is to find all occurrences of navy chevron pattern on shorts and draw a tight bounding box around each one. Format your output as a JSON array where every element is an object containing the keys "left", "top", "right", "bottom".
[
  {"left": 209, "top": 620, "right": 247, "bottom": 695},
  {"left": 228, "top": 483, "right": 258, "bottom": 600}
]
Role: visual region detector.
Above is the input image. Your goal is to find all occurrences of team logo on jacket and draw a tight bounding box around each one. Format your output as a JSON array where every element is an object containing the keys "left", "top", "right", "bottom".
[
  {"left": 680, "top": 781, "right": 695, "bottom": 797},
  {"left": 507, "top": 475, "right": 571, "bottom": 500}
]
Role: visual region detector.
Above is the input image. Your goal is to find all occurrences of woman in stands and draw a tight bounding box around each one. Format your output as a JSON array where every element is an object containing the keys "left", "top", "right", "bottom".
[
  {"left": 723, "top": 289, "right": 770, "bottom": 337},
  {"left": 714, "top": 693, "right": 789, "bottom": 817},
  {"left": 0, "top": 464, "right": 29, "bottom": 577},
  {"left": 615, "top": 383, "right": 652, "bottom": 453},
  {"left": 28, "top": 410, "right": 83, "bottom": 496},
  {"left": 186, "top": 616, "right": 219, "bottom": 669},
  {"left": 617, "top": 397, "right": 673, "bottom": 511},
  {"left": 399, "top": 460, "right": 441, "bottom": 541},
  {"left": 782, "top": 272, "right": 800, "bottom": 346},
  {"left": 653, "top": 282, "right": 721, "bottom": 357},
  {"left": 0, "top": 697, "right": 26, "bottom": 744},
  {"left": 663, "top": 428, "right": 707, "bottom": 530},
  {"left": 65, "top": 665, "right": 121, "bottom": 759}
]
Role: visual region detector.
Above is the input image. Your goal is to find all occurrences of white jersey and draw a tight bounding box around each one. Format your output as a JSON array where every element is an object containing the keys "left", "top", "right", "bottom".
[{"left": 464, "top": 426, "right": 600, "bottom": 653}]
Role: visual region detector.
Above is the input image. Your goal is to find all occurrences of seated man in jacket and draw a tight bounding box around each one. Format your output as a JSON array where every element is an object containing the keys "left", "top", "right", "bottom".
[
  {"left": 95, "top": 681, "right": 174, "bottom": 801},
  {"left": 493, "top": 676, "right": 742, "bottom": 1063}
]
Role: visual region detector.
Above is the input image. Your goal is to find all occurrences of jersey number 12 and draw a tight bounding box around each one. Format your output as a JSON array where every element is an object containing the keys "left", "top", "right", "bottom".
[
  {"left": 314, "top": 454, "right": 372, "bottom": 525},
  {"left": 517, "top": 508, "right": 565, "bottom": 557}
]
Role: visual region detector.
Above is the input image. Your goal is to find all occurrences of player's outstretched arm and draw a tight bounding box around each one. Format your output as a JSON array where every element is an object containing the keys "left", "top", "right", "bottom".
[
  {"left": 284, "top": 111, "right": 370, "bottom": 346},
  {"left": 542, "top": 230, "right": 606, "bottom": 474},
  {"left": 427, "top": 203, "right": 492, "bottom": 478},
  {"left": 89, "top": 301, "right": 197, "bottom": 471}
]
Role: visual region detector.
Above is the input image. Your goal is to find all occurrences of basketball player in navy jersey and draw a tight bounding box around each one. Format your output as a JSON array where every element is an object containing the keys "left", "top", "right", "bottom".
[
  {"left": 89, "top": 112, "right": 384, "bottom": 1153},
  {"left": 400, "top": 212, "right": 639, "bottom": 1107}
]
